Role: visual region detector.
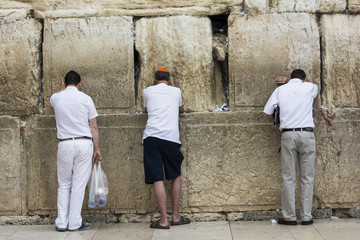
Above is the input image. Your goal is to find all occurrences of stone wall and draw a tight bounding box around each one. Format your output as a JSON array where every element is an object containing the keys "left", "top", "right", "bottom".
[{"left": 1, "top": 0, "right": 360, "bottom": 221}]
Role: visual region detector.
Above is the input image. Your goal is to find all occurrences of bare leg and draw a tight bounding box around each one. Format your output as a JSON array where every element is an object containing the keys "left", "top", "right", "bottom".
[
  {"left": 154, "top": 181, "right": 169, "bottom": 226},
  {"left": 171, "top": 176, "right": 182, "bottom": 222}
]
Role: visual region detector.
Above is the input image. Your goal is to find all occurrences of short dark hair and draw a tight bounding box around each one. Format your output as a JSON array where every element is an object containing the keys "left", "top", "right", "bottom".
[
  {"left": 64, "top": 70, "right": 81, "bottom": 86},
  {"left": 290, "top": 69, "right": 306, "bottom": 80},
  {"left": 155, "top": 71, "right": 170, "bottom": 81}
]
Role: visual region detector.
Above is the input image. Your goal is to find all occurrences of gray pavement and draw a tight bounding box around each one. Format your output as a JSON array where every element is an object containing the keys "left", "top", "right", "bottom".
[{"left": 0, "top": 218, "right": 359, "bottom": 240}]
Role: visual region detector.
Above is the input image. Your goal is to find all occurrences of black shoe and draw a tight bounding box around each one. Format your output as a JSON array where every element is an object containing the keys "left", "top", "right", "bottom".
[
  {"left": 277, "top": 218, "right": 297, "bottom": 225},
  {"left": 70, "top": 223, "right": 91, "bottom": 231},
  {"left": 301, "top": 219, "right": 313, "bottom": 225},
  {"left": 55, "top": 226, "right": 67, "bottom": 232}
]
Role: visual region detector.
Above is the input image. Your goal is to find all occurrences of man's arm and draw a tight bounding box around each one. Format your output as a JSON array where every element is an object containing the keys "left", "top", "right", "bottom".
[
  {"left": 263, "top": 112, "right": 274, "bottom": 120},
  {"left": 90, "top": 118, "right": 102, "bottom": 162}
]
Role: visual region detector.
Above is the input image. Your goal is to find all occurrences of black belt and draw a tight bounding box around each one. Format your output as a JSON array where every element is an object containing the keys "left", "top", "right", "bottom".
[
  {"left": 59, "top": 136, "right": 92, "bottom": 142},
  {"left": 282, "top": 127, "right": 313, "bottom": 133}
]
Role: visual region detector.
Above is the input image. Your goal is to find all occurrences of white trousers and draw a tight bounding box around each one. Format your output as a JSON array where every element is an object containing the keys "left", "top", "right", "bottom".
[
  {"left": 281, "top": 131, "right": 316, "bottom": 221},
  {"left": 55, "top": 139, "right": 93, "bottom": 230}
]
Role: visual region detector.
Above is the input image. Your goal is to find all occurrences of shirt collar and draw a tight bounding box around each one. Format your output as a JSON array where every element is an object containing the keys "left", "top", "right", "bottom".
[
  {"left": 288, "top": 78, "right": 303, "bottom": 84},
  {"left": 65, "top": 86, "right": 78, "bottom": 91}
]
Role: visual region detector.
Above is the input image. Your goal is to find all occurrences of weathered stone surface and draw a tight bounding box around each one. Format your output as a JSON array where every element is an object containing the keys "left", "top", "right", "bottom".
[
  {"left": 0, "top": 9, "right": 27, "bottom": 18},
  {"left": 2, "top": 0, "right": 240, "bottom": 9},
  {"left": 2, "top": 0, "right": 240, "bottom": 17},
  {"left": 43, "top": 17, "right": 134, "bottom": 114},
  {"left": 228, "top": 13, "right": 320, "bottom": 109},
  {"left": 25, "top": 116, "right": 57, "bottom": 214},
  {"left": 25, "top": 114, "right": 159, "bottom": 214},
  {"left": 35, "top": 7, "right": 231, "bottom": 18},
  {"left": 0, "top": 19, "right": 42, "bottom": 115},
  {"left": 245, "top": 0, "right": 269, "bottom": 14},
  {"left": 180, "top": 110, "right": 360, "bottom": 212},
  {"left": 0, "top": 1, "right": 31, "bottom": 9},
  {"left": 0, "top": 0, "right": 351, "bottom": 16},
  {"left": 276, "top": 0, "right": 345, "bottom": 12},
  {"left": 94, "top": 115, "right": 156, "bottom": 213},
  {"left": 135, "top": 16, "right": 217, "bottom": 112},
  {"left": 180, "top": 112, "right": 283, "bottom": 212},
  {"left": 0, "top": 117, "right": 21, "bottom": 215},
  {"left": 245, "top": 0, "right": 346, "bottom": 13},
  {"left": 321, "top": 15, "right": 360, "bottom": 108},
  {"left": 12, "top": 109, "right": 360, "bottom": 216},
  {"left": 349, "top": 0, "right": 360, "bottom": 12},
  {"left": 315, "top": 109, "right": 360, "bottom": 209},
  {"left": 319, "top": 0, "right": 347, "bottom": 12}
]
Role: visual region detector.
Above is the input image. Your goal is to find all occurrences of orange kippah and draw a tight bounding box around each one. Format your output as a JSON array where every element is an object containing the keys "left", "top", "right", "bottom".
[{"left": 156, "top": 68, "right": 169, "bottom": 73}]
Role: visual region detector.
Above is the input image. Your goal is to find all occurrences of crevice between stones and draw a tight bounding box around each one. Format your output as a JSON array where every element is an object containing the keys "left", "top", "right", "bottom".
[
  {"left": 315, "top": 13, "right": 324, "bottom": 104},
  {"left": 133, "top": 17, "right": 141, "bottom": 113},
  {"left": 210, "top": 14, "right": 230, "bottom": 111},
  {"left": 36, "top": 14, "right": 45, "bottom": 114}
]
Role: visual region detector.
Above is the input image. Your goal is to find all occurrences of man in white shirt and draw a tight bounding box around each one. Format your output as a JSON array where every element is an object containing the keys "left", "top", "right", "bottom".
[
  {"left": 143, "top": 68, "right": 190, "bottom": 229},
  {"left": 264, "top": 69, "right": 318, "bottom": 226},
  {"left": 50, "top": 70, "right": 102, "bottom": 231}
]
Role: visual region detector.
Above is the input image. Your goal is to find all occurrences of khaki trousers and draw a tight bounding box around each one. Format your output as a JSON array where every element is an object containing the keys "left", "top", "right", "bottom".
[{"left": 281, "top": 131, "right": 316, "bottom": 221}]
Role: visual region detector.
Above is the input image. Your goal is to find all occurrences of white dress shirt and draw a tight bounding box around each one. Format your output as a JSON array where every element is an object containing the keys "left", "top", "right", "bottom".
[
  {"left": 264, "top": 78, "right": 318, "bottom": 131},
  {"left": 50, "top": 86, "right": 98, "bottom": 139},
  {"left": 143, "top": 83, "right": 182, "bottom": 144}
]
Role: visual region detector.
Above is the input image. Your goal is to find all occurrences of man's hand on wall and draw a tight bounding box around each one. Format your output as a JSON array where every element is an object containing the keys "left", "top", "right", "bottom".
[{"left": 276, "top": 76, "right": 290, "bottom": 86}]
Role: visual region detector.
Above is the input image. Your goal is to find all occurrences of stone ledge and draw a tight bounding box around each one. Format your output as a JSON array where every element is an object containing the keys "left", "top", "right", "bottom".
[
  {"left": 34, "top": 6, "right": 230, "bottom": 18},
  {"left": 1, "top": 208, "right": 359, "bottom": 225}
]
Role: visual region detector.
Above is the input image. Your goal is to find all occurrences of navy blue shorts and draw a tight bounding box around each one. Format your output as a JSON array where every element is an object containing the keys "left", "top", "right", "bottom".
[{"left": 143, "top": 137, "right": 184, "bottom": 184}]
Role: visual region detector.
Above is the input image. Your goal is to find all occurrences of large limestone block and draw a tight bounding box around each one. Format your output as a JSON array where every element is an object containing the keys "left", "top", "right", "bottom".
[
  {"left": 180, "top": 112, "right": 283, "bottom": 212},
  {"left": 0, "top": 19, "right": 42, "bottom": 115},
  {"left": 8, "top": 0, "right": 240, "bottom": 9},
  {"left": 228, "top": 13, "right": 320, "bottom": 109},
  {"left": 94, "top": 114, "right": 157, "bottom": 213},
  {"left": 25, "top": 116, "right": 58, "bottom": 213},
  {"left": 275, "top": 0, "right": 346, "bottom": 12},
  {"left": 25, "top": 114, "right": 161, "bottom": 214},
  {"left": 135, "top": 16, "right": 216, "bottom": 112},
  {"left": 1, "top": 0, "right": 240, "bottom": 17},
  {"left": 1, "top": 0, "right": 239, "bottom": 17},
  {"left": 0, "top": 117, "right": 21, "bottom": 215},
  {"left": 349, "top": 0, "right": 360, "bottom": 12},
  {"left": 43, "top": 16, "right": 134, "bottom": 114},
  {"left": 321, "top": 15, "right": 360, "bottom": 108},
  {"left": 315, "top": 109, "right": 360, "bottom": 208}
]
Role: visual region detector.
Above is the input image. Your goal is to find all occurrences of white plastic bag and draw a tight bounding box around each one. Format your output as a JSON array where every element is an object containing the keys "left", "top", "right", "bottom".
[{"left": 88, "top": 162, "right": 109, "bottom": 208}]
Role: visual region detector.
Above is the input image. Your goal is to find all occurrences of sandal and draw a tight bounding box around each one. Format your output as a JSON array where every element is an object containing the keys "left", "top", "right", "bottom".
[
  {"left": 170, "top": 216, "right": 191, "bottom": 226},
  {"left": 150, "top": 219, "right": 170, "bottom": 229}
]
